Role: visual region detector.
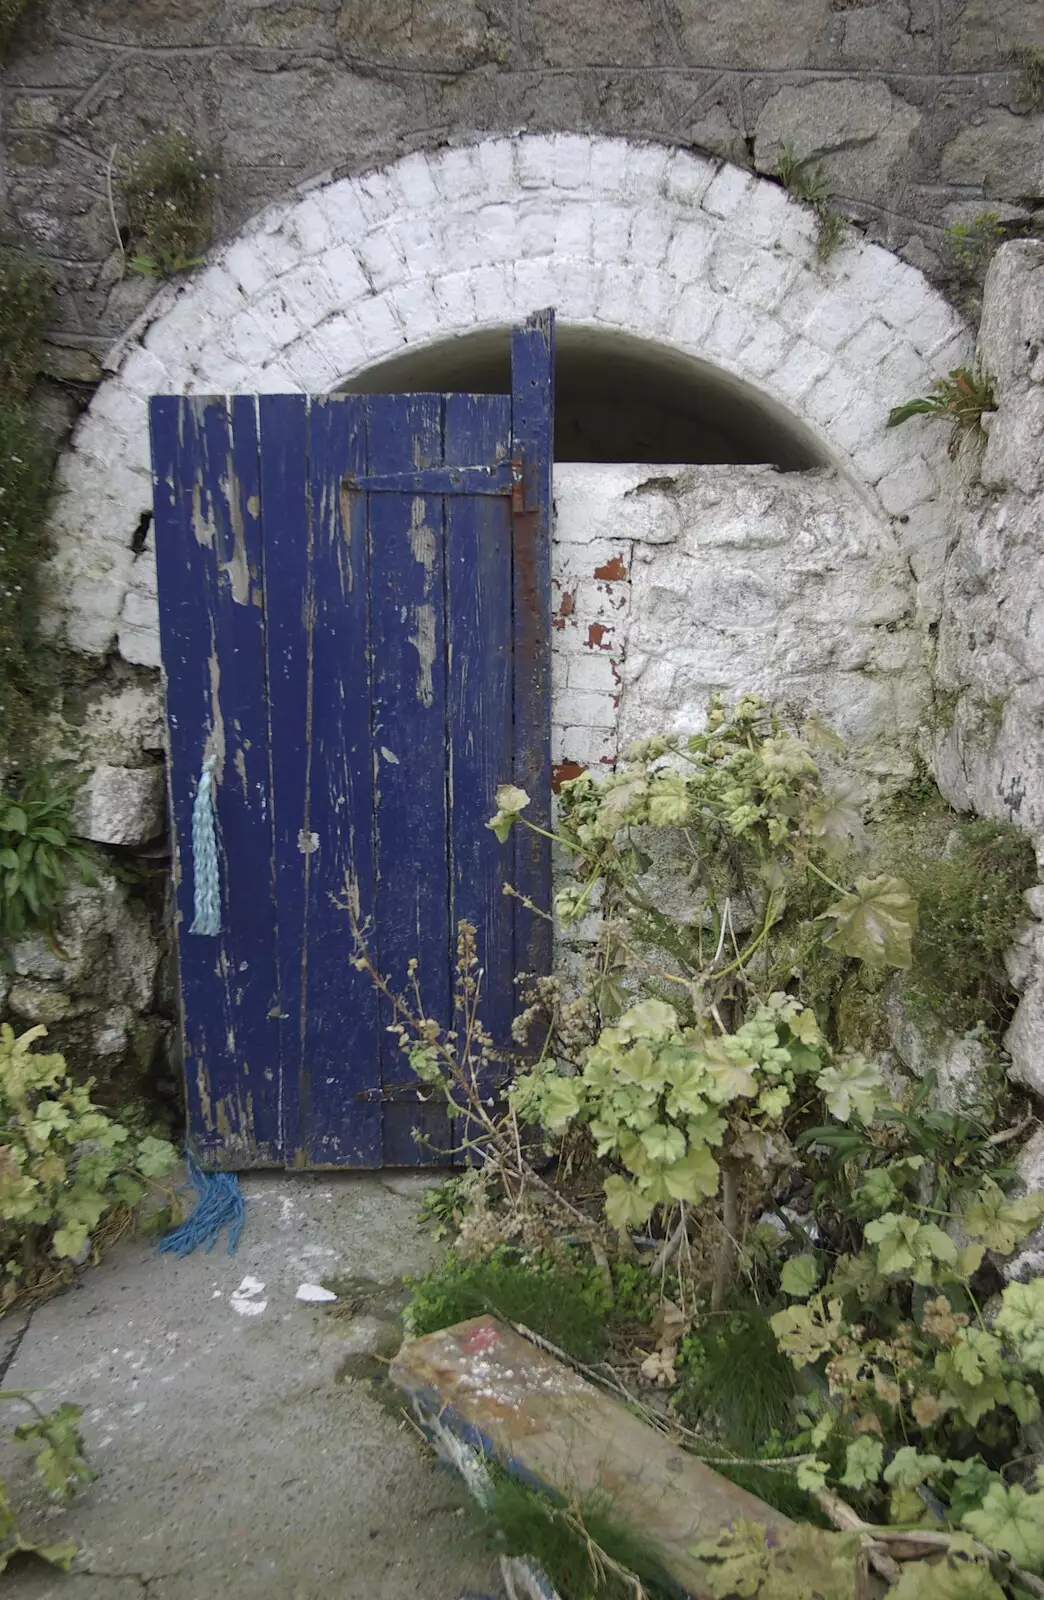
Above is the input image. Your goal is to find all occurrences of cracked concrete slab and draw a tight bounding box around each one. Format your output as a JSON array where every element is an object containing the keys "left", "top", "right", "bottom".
[{"left": 0, "top": 1174, "right": 500, "bottom": 1600}]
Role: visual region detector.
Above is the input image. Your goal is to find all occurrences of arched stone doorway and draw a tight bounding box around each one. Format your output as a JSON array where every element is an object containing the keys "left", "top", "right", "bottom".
[{"left": 49, "top": 133, "right": 968, "bottom": 677}]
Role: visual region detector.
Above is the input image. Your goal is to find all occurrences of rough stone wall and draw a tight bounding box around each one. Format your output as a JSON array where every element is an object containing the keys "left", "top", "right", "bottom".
[
  {"left": 932, "top": 240, "right": 1044, "bottom": 1101},
  {"left": 1, "top": 0, "right": 1042, "bottom": 365}
]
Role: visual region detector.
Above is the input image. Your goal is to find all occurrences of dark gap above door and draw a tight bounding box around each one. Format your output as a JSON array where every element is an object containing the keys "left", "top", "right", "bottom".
[{"left": 341, "top": 324, "right": 827, "bottom": 470}]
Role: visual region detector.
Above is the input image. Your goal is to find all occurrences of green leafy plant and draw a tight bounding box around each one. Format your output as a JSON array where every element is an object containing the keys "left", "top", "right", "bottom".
[
  {"left": 123, "top": 134, "right": 216, "bottom": 278},
  {"left": 945, "top": 213, "right": 1008, "bottom": 274},
  {"left": 887, "top": 367, "right": 998, "bottom": 454},
  {"left": 498, "top": 697, "right": 912, "bottom": 1300},
  {"left": 693, "top": 1517, "right": 866, "bottom": 1600},
  {"left": 0, "top": 767, "right": 97, "bottom": 944},
  {"left": 403, "top": 1245, "right": 611, "bottom": 1364},
  {"left": 0, "top": 1023, "right": 178, "bottom": 1306},
  {"left": 0, "top": 1388, "right": 92, "bottom": 1572},
  {"left": 767, "top": 1186, "right": 1044, "bottom": 1545}
]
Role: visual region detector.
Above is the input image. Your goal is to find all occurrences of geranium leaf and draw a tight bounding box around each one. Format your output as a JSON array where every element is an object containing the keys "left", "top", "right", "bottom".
[
  {"left": 961, "top": 1181, "right": 1044, "bottom": 1256},
  {"left": 819, "top": 874, "right": 918, "bottom": 968},
  {"left": 780, "top": 1253, "right": 820, "bottom": 1300},
  {"left": 603, "top": 1175, "right": 655, "bottom": 1232},
  {"left": 962, "top": 1482, "right": 1044, "bottom": 1570},
  {"left": 841, "top": 1437, "right": 884, "bottom": 1491}
]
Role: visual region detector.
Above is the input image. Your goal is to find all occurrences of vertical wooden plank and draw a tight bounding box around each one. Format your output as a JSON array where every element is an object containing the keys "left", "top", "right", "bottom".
[
  {"left": 511, "top": 310, "right": 555, "bottom": 981},
  {"left": 367, "top": 393, "right": 453, "bottom": 1167},
  {"left": 298, "top": 396, "right": 382, "bottom": 1166},
  {"left": 444, "top": 394, "right": 515, "bottom": 1062},
  {"left": 257, "top": 393, "right": 311, "bottom": 1167},
  {"left": 151, "top": 394, "right": 281, "bottom": 1166}
]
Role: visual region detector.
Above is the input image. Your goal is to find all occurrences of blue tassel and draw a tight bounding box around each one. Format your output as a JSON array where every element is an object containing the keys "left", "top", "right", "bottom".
[
  {"left": 158, "top": 1151, "right": 245, "bottom": 1258},
  {"left": 190, "top": 754, "right": 221, "bottom": 936}
]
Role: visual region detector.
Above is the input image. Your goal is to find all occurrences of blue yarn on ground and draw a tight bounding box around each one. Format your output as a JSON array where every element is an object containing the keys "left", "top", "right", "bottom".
[{"left": 158, "top": 1151, "right": 245, "bottom": 1258}]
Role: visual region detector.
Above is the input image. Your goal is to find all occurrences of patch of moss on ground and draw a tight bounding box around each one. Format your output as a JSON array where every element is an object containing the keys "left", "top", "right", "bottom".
[{"left": 403, "top": 1246, "right": 612, "bottom": 1364}]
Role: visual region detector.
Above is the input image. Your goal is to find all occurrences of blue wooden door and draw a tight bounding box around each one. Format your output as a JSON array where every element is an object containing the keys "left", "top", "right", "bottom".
[{"left": 151, "top": 311, "right": 554, "bottom": 1169}]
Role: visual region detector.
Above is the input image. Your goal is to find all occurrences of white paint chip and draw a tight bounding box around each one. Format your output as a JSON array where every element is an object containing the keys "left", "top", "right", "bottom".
[
  {"left": 295, "top": 1283, "right": 337, "bottom": 1303},
  {"left": 230, "top": 1276, "right": 268, "bottom": 1317}
]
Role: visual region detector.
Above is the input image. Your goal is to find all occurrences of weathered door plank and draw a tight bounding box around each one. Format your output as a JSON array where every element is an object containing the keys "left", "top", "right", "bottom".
[
  {"left": 444, "top": 393, "right": 516, "bottom": 1060},
  {"left": 257, "top": 392, "right": 312, "bottom": 1165},
  {"left": 151, "top": 395, "right": 281, "bottom": 1166},
  {"left": 298, "top": 396, "right": 382, "bottom": 1166},
  {"left": 366, "top": 394, "right": 454, "bottom": 1167}
]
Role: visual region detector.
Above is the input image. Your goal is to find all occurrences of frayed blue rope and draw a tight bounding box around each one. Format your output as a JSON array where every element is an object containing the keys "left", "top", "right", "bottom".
[
  {"left": 158, "top": 1151, "right": 245, "bottom": 1258},
  {"left": 190, "top": 754, "right": 221, "bottom": 936}
]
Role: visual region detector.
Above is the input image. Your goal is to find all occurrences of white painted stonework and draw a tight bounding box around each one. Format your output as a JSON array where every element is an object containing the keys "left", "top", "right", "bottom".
[
  {"left": 46, "top": 133, "right": 968, "bottom": 685},
  {"left": 550, "top": 463, "right": 925, "bottom": 786}
]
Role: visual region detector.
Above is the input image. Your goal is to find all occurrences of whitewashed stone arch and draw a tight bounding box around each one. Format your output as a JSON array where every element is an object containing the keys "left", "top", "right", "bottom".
[{"left": 48, "top": 133, "right": 970, "bottom": 671}]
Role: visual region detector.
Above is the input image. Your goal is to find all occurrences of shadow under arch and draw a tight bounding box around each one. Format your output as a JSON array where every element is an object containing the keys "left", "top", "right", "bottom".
[{"left": 341, "top": 323, "right": 830, "bottom": 471}]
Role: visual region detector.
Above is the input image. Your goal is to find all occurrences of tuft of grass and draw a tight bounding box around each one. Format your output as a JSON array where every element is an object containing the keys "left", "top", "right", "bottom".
[
  {"left": 814, "top": 207, "right": 844, "bottom": 262},
  {"left": 1012, "top": 44, "right": 1044, "bottom": 108},
  {"left": 886, "top": 366, "right": 997, "bottom": 454},
  {"left": 403, "top": 1246, "right": 612, "bottom": 1364},
  {"left": 775, "top": 143, "right": 845, "bottom": 264},
  {"left": 481, "top": 1475, "right": 679, "bottom": 1600},
  {"left": 123, "top": 133, "right": 217, "bottom": 278},
  {"left": 674, "top": 1303, "right": 797, "bottom": 1453},
  {"left": 776, "top": 141, "right": 831, "bottom": 206}
]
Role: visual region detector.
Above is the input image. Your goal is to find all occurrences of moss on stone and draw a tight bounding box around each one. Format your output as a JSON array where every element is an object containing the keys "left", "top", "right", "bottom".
[
  {"left": 0, "top": 252, "right": 57, "bottom": 760},
  {"left": 0, "top": 0, "right": 31, "bottom": 64},
  {"left": 875, "top": 793, "right": 1036, "bottom": 1043}
]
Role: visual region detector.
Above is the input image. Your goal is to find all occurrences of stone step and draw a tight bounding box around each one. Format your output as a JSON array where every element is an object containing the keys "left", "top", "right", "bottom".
[{"left": 390, "top": 1315, "right": 805, "bottom": 1599}]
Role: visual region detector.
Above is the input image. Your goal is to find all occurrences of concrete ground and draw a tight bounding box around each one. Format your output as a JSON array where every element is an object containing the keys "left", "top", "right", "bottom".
[{"left": 0, "top": 1174, "right": 502, "bottom": 1600}]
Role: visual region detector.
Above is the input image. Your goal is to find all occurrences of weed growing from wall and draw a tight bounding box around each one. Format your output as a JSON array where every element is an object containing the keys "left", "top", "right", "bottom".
[
  {"left": 944, "top": 213, "right": 1008, "bottom": 275},
  {"left": 123, "top": 134, "right": 216, "bottom": 277},
  {"left": 775, "top": 142, "right": 845, "bottom": 263},
  {"left": 1012, "top": 44, "right": 1044, "bottom": 109},
  {"left": 887, "top": 367, "right": 997, "bottom": 455},
  {"left": 0, "top": 766, "right": 97, "bottom": 943}
]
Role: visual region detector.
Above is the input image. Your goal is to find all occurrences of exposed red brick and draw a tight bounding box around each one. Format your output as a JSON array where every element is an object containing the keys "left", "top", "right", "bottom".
[
  {"left": 594, "top": 555, "right": 628, "bottom": 581},
  {"left": 552, "top": 761, "right": 587, "bottom": 793},
  {"left": 587, "top": 622, "right": 609, "bottom": 648}
]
